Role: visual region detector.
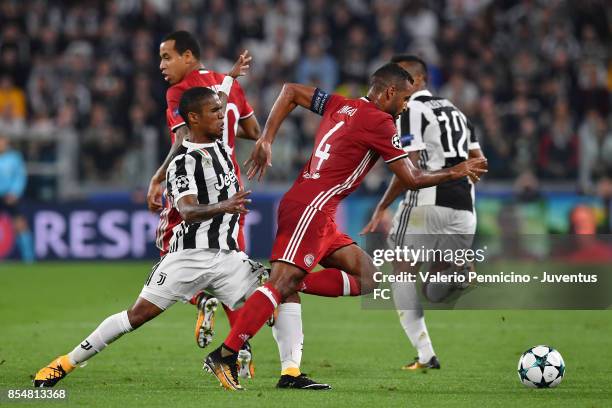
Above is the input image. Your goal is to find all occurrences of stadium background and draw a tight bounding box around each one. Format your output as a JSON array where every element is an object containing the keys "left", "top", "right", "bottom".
[
  {"left": 0, "top": 0, "right": 610, "bottom": 261},
  {"left": 1, "top": 2, "right": 611, "bottom": 407}
]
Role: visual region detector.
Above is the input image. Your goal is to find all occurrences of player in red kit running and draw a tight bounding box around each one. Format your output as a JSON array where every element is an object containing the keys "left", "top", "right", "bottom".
[
  {"left": 203, "top": 63, "right": 487, "bottom": 390},
  {"left": 149, "top": 31, "right": 323, "bottom": 389}
]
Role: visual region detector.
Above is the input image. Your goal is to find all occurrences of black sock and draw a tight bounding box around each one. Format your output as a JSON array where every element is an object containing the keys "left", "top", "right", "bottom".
[{"left": 221, "top": 343, "right": 238, "bottom": 358}]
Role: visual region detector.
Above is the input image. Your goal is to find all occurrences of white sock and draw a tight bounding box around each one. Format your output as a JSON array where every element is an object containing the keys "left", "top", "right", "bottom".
[
  {"left": 68, "top": 311, "right": 133, "bottom": 365},
  {"left": 272, "top": 302, "right": 303, "bottom": 375},
  {"left": 391, "top": 281, "right": 435, "bottom": 363}
]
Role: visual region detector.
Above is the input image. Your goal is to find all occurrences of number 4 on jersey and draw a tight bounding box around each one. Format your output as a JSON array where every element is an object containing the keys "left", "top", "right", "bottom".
[{"left": 313, "top": 121, "right": 345, "bottom": 172}]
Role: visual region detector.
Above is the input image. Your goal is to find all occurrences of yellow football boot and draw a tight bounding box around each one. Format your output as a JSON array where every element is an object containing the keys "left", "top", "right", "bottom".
[
  {"left": 33, "top": 355, "right": 75, "bottom": 387},
  {"left": 402, "top": 356, "right": 441, "bottom": 370}
]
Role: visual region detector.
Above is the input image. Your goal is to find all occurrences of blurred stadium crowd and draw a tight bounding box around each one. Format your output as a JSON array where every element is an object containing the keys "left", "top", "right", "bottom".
[{"left": 0, "top": 0, "right": 610, "bottom": 200}]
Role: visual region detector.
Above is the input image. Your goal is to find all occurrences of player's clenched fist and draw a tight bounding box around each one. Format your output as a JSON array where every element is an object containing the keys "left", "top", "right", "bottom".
[
  {"left": 221, "top": 190, "right": 252, "bottom": 214},
  {"left": 146, "top": 177, "right": 164, "bottom": 212}
]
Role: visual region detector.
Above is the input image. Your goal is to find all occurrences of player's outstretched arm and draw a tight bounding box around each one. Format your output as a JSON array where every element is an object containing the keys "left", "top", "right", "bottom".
[
  {"left": 388, "top": 155, "right": 488, "bottom": 190},
  {"left": 217, "top": 50, "right": 251, "bottom": 111},
  {"left": 147, "top": 126, "right": 190, "bottom": 212},
  {"left": 176, "top": 190, "right": 251, "bottom": 224},
  {"left": 237, "top": 114, "right": 261, "bottom": 141},
  {"left": 363, "top": 151, "right": 488, "bottom": 234},
  {"left": 245, "top": 83, "right": 316, "bottom": 181}
]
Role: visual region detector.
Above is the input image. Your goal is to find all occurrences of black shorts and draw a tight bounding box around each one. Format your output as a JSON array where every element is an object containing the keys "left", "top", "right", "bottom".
[{"left": 0, "top": 198, "right": 21, "bottom": 217}]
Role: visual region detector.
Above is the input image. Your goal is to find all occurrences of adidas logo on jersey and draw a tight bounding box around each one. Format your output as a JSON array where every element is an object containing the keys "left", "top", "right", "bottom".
[
  {"left": 214, "top": 170, "right": 238, "bottom": 191},
  {"left": 337, "top": 105, "right": 358, "bottom": 116}
]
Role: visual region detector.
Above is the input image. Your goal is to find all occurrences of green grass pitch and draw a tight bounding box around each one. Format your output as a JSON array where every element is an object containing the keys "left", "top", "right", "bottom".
[{"left": 1, "top": 262, "right": 610, "bottom": 407}]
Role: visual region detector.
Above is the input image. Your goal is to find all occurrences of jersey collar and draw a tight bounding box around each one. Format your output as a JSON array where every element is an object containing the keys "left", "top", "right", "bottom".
[
  {"left": 409, "top": 89, "right": 432, "bottom": 102},
  {"left": 183, "top": 140, "right": 217, "bottom": 149}
]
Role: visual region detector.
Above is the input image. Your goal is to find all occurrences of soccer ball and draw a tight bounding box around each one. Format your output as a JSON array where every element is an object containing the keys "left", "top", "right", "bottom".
[{"left": 517, "top": 345, "right": 565, "bottom": 388}]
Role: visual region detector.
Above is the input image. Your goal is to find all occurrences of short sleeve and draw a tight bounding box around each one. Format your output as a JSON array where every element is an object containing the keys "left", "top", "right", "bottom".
[
  {"left": 232, "top": 81, "right": 254, "bottom": 120},
  {"left": 166, "top": 87, "right": 186, "bottom": 134},
  {"left": 167, "top": 154, "right": 198, "bottom": 203},
  {"left": 466, "top": 119, "right": 480, "bottom": 150},
  {"left": 397, "top": 101, "right": 428, "bottom": 152},
  {"left": 310, "top": 88, "right": 345, "bottom": 116},
  {"left": 365, "top": 114, "right": 409, "bottom": 163}
]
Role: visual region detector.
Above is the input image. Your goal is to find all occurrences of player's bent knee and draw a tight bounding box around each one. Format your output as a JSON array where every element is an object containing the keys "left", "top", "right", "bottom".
[
  {"left": 127, "top": 299, "right": 163, "bottom": 329},
  {"left": 274, "top": 275, "right": 303, "bottom": 299},
  {"left": 269, "top": 266, "right": 306, "bottom": 299},
  {"left": 126, "top": 309, "right": 147, "bottom": 329}
]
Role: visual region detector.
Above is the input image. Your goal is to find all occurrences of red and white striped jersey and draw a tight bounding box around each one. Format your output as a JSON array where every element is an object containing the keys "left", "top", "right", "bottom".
[{"left": 282, "top": 89, "right": 408, "bottom": 218}]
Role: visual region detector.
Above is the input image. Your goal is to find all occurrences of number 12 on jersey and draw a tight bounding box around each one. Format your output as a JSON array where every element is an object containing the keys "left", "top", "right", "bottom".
[{"left": 437, "top": 109, "right": 468, "bottom": 159}]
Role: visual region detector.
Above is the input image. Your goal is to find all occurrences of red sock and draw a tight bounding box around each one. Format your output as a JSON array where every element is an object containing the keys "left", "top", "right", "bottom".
[
  {"left": 223, "top": 303, "right": 240, "bottom": 327},
  {"left": 299, "top": 268, "right": 361, "bottom": 297},
  {"left": 189, "top": 292, "right": 201, "bottom": 305},
  {"left": 224, "top": 283, "right": 281, "bottom": 352}
]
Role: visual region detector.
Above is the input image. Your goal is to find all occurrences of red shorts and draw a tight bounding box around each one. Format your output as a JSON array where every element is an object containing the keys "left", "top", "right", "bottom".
[{"left": 270, "top": 199, "right": 355, "bottom": 272}]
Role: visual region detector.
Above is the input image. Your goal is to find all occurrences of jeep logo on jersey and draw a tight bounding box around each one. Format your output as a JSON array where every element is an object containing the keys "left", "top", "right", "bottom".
[
  {"left": 214, "top": 170, "right": 238, "bottom": 191},
  {"left": 392, "top": 134, "right": 402, "bottom": 149}
]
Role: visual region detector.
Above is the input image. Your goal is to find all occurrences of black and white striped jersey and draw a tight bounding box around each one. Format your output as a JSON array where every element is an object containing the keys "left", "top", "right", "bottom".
[
  {"left": 165, "top": 139, "right": 241, "bottom": 252},
  {"left": 396, "top": 89, "right": 480, "bottom": 212}
]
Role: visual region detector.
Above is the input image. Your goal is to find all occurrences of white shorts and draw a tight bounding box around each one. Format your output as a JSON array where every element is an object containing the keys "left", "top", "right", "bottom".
[
  {"left": 139, "top": 249, "right": 266, "bottom": 311},
  {"left": 388, "top": 205, "right": 476, "bottom": 256}
]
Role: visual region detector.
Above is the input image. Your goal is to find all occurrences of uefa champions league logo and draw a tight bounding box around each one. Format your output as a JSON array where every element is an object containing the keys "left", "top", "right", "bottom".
[
  {"left": 175, "top": 175, "right": 190, "bottom": 189},
  {"left": 392, "top": 134, "right": 402, "bottom": 149}
]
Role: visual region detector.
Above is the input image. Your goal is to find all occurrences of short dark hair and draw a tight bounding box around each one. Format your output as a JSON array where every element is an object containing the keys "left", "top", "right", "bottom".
[
  {"left": 178, "top": 87, "right": 216, "bottom": 127},
  {"left": 370, "top": 63, "right": 414, "bottom": 92},
  {"left": 162, "top": 30, "right": 201, "bottom": 60},
  {"left": 390, "top": 54, "right": 428, "bottom": 82}
]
